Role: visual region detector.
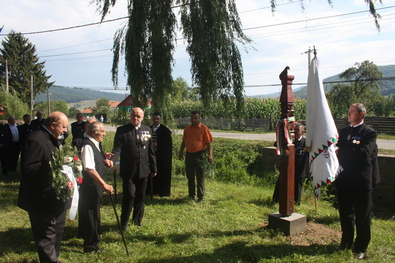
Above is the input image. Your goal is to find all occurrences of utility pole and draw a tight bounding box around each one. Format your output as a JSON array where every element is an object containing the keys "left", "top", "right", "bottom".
[
  {"left": 5, "top": 60, "right": 9, "bottom": 92},
  {"left": 302, "top": 46, "right": 317, "bottom": 71},
  {"left": 47, "top": 89, "right": 52, "bottom": 115},
  {"left": 30, "top": 75, "right": 34, "bottom": 116}
]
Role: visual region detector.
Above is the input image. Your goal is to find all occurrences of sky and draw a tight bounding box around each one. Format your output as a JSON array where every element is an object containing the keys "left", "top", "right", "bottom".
[{"left": 1, "top": 0, "right": 395, "bottom": 97}]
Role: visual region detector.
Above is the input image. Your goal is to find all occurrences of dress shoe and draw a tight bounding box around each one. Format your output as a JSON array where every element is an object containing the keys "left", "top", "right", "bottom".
[
  {"left": 197, "top": 198, "right": 204, "bottom": 203},
  {"left": 355, "top": 252, "right": 366, "bottom": 260},
  {"left": 122, "top": 225, "right": 129, "bottom": 231}
]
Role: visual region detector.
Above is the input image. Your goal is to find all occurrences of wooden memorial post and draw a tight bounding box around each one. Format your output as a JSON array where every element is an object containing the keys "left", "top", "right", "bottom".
[
  {"left": 278, "top": 66, "right": 295, "bottom": 216},
  {"left": 268, "top": 67, "right": 306, "bottom": 235}
]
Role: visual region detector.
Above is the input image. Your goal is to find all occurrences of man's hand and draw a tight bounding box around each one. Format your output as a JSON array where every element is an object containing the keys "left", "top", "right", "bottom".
[
  {"left": 207, "top": 155, "right": 213, "bottom": 163},
  {"left": 105, "top": 152, "right": 114, "bottom": 159},
  {"left": 178, "top": 151, "right": 184, "bottom": 161},
  {"left": 103, "top": 183, "right": 113, "bottom": 194},
  {"left": 152, "top": 172, "right": 157, "bottom": 177},
  {"left": 104, "top": 159, "right": 113, "bottom": 168}
]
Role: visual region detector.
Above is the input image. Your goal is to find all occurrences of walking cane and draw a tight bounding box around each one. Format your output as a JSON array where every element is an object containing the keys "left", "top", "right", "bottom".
[
  {"left": 109, "top": 193, "right": 129, "bottom": 256},
  {"left": 113, "top": 169, "right": 117, "bottom": 201},
  {"left": 150, "top": 173, "right": 154, "bottom": 199}
]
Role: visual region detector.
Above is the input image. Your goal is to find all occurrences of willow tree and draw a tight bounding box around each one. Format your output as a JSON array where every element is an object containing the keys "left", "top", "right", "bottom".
[{"left": 93, "top": 0, "right": 383, "bottom": 121}]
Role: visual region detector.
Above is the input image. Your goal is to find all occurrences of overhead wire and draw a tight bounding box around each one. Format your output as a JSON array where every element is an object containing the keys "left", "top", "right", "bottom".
[{"left": 3, "top": 2, "right": 394, "bottom": 89}]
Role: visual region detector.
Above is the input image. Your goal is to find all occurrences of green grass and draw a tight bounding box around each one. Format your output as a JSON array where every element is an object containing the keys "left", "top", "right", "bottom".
[
  {"left": 1, "top": 171, "right": 394, "bottom": 262},
  {"left": 1, "top": 135, "right": 394, "bottom": 262}
]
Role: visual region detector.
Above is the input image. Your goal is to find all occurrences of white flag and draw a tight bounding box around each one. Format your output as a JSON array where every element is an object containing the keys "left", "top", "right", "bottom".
[{"left": 306, "top": 57, "right": 340, "bottom": 198}]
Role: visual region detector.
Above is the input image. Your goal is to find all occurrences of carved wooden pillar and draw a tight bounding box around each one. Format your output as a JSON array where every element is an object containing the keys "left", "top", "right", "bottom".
[{"left": 278, "top": 67, "right": 295, "bottom": 216}]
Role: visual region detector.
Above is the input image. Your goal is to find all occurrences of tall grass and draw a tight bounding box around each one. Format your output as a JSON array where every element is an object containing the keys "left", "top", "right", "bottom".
[{"left": 0, "top": 133, "right": 394, "bottom": 262}]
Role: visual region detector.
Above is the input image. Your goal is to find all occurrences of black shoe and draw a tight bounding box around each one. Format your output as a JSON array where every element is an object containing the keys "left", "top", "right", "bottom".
[
  {"left": 355, "top": 252, "right": 366, "bottom": 260},
  {"left": 197, "top": 198, "right": 204, "bottom": 203},
  {"left": 122, "top": 225, "right": 129, "bottom": 231}
]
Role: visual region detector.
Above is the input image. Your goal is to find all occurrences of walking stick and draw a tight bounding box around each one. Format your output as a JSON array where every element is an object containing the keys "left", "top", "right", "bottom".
[
  {"left": 109, "top": 193, "right": 129, "bottom": 256},
  {"left": 150, "top": 173, "right": 153, "bottom": 199},
  {"left": 113, "top": 169, "right": 117, "bottom": 201}
]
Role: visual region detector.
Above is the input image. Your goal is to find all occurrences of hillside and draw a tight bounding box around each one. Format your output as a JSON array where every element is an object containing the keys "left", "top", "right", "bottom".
[
  {"left": 254, "top": 64, "right": 395, "bottom": 99},
  {"left": 34, "top": 85, "right": 128, "bottom": 103}
]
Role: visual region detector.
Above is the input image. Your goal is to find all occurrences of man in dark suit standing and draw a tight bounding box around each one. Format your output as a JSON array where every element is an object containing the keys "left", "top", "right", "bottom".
[
  {"left": 71, "top": 112, "right": 86, "bottom": 150},
  {"left": 150, "top": 112, "right": 172, "bottom": 197},
  {"left": 31, "top": 110, "right": 46, "bottom": 128},
  {"left": 336, "top": 103, "right": 380, "bottom": 260},
  {"left": 110, "top": 107, "right": 157, "bottom": 229},
  {"left": 18, "top": 114, "right": 38, "bottom": 146},
  {"left": 17, "top": 111, "right": 70, "bottom": 263}
]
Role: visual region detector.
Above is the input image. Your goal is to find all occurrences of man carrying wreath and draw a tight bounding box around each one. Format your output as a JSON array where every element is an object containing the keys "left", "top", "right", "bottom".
[{"left": 17, "top": 111, "right": 70, "bottom": 263}]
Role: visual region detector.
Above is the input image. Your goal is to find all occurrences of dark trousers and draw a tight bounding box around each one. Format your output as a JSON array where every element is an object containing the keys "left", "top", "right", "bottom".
[
  {"left": 337, "top": 186, "right": 372, "bottom": 253},
  {"left": 79, "top": 185, "right": 101, "bottom": 250},
  {"left": 28, "top": 209, "right": 67, "bottom": 263},
  {"left": 121, "top": 176, "right": 148, "bottom": 227},
  {"left": 186, "top": 151, "right": 205, "bottom": 199},
  {"left": 8, "top": 141, "right": 20, "bottom": 172}
]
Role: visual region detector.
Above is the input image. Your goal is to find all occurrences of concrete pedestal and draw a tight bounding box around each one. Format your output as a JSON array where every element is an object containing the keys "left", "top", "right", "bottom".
[{"left": 268, "top": 212, "right": 306, "bottom": 236}]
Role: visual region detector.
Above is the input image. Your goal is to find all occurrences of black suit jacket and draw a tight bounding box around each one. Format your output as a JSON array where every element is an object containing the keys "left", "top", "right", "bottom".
[
  {"left": 18, "top": 123, "right": 38, "bottom": 146},
  {"left": 111, "top": 123, "right": 157, "bottom": 179},
  {"left": 17, "top": 128, "right": 71, "bottom": 213},
  {"left": 336, "top": 123, "right": 379, "bottom": 191},
  {"left": 151, "top": 124, "right": 172, "bottom": 172}
]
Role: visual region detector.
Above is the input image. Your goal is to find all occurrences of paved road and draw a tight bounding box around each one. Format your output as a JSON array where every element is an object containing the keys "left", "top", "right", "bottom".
[{"left": 104, "top": 125, "right": 394, "bottom": 150}]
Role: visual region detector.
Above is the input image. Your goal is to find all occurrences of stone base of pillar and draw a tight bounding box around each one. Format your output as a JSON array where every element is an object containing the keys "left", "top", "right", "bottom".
[{"left": 268, "top": 212, "right": 307, "bottom": 236}]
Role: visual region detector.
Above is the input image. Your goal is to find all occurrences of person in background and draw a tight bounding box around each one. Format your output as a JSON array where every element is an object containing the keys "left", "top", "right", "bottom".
[
  {"left": 71, "top": 113, "right": 86, "bottom": 149},
  {"left": 272, "top": 122, "right": 308, "bottom": 204},
  {"left": 18, "top": 114, "right": 38, "bottom": 146},
  {"left": 178, "top": 111, "right": 213, "bottom": 203},
  {"left": 0, "top": 123, "right": 7, "bottom": 176},
  {"left": 79, "top": 121, "right": 113, "bottom": 253},
  {"left": 31, "top": 110, "right": 45, "bottom": 128},
  {"left": 149, "top": 112, "right": 172, "bottom": 197},
  {"left": 335, "top": 103, "right": 380, "bottom": 260},
  {"left": 110, "top": 107, "right": 157, "bottom": 230},
  {"left": 4, "top": 115, "right": 20, "bottom": 174},
  {"left": 17, "top": 111, "right": 70, "bottom": 263}
]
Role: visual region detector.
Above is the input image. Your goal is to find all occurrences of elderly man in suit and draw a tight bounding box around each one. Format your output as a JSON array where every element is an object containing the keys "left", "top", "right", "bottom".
[
  {"left": 17, "top": 111, "right": 70, "bottom": 263},
  {"left": 336, "top": 103, "right": 380, "bottom": 260},
  {"left": 110, "top": 107, "right": 157, "bottom": 230}
]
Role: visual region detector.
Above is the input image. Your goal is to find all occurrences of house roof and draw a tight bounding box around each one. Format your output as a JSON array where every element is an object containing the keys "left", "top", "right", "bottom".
[
  {"left": 117, "top": 95, "right": 153, "bottom": 108},
  {"left": 108, "top": 100, "right": 120, "bottom": 109},
  {"left": 81, "top": 108, "right": 93, "bottom": 114}
]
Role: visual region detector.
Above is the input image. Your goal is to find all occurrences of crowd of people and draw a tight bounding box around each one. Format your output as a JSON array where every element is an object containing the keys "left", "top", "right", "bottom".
[{"left": 0, "top": 103, "right": 380, "bottom": 261}]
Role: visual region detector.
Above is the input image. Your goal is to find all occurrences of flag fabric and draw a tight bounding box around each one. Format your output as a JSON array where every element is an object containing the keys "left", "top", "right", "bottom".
[
  {"left": 305, "top": 57, "right": 340, "bottom": 198},
  {"left": 0, "top": 25, "right": 3, "bottom": 33}
]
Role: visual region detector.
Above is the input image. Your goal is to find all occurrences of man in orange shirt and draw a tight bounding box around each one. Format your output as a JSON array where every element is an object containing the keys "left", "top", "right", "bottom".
[{"left": 179, "top": 111, "right": 213, "bottom": 203}]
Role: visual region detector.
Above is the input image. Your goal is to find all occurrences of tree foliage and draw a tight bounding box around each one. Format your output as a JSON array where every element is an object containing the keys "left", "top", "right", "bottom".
[
  {"left": 0, "top": 31, "right": 54, "bottom": 107},
  {"left": 179, "top": 0, "right": 250, "bottom": 116},
  {"left": 0, "top": 91, "right": 29, "bottom": 120},
  {"left": 92, "top": 0, "right": 382, "bottom": 122},
  {"left": 327, "top": 60, "right": 383, "bottom": 117}
]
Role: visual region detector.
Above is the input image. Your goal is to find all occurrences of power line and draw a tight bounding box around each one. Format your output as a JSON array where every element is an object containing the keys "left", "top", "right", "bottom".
[{"left": 244, "top": 77, "right": 395, "bottom": 88}]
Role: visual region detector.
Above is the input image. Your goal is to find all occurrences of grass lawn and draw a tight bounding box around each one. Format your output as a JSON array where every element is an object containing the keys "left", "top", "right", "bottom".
[{"left": 1, "top": 170, "right": 394, "bottom": 263}]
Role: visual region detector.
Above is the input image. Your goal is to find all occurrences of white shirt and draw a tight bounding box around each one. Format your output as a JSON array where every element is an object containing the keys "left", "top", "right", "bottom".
[
  {"left": 153, "top": 124, "right": 161, "bottom": 133},
  {"left": 8, "top": 124, "right": 19, "bottom": 142},
  {"left": 81, "top": 135, "right": 101, "bottom": 170}
]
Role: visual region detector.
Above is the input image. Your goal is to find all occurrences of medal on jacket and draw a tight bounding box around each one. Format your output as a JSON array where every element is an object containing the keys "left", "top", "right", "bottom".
[{"left": 141, "top": 131, "right": 151, "bottom": 141}]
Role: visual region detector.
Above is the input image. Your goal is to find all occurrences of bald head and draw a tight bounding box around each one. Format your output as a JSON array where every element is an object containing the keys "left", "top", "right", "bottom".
[
  {"left": 130, "top": 107, "right": 144, "bottom": 127},
  {"left": 45, "top": 111, "right": 69, "bottom": 140}
]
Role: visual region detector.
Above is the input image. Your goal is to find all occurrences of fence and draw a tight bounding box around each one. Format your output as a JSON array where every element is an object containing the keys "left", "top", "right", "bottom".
[{"left": 177, "top": 117, "right": 395, "bottom": 134}]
